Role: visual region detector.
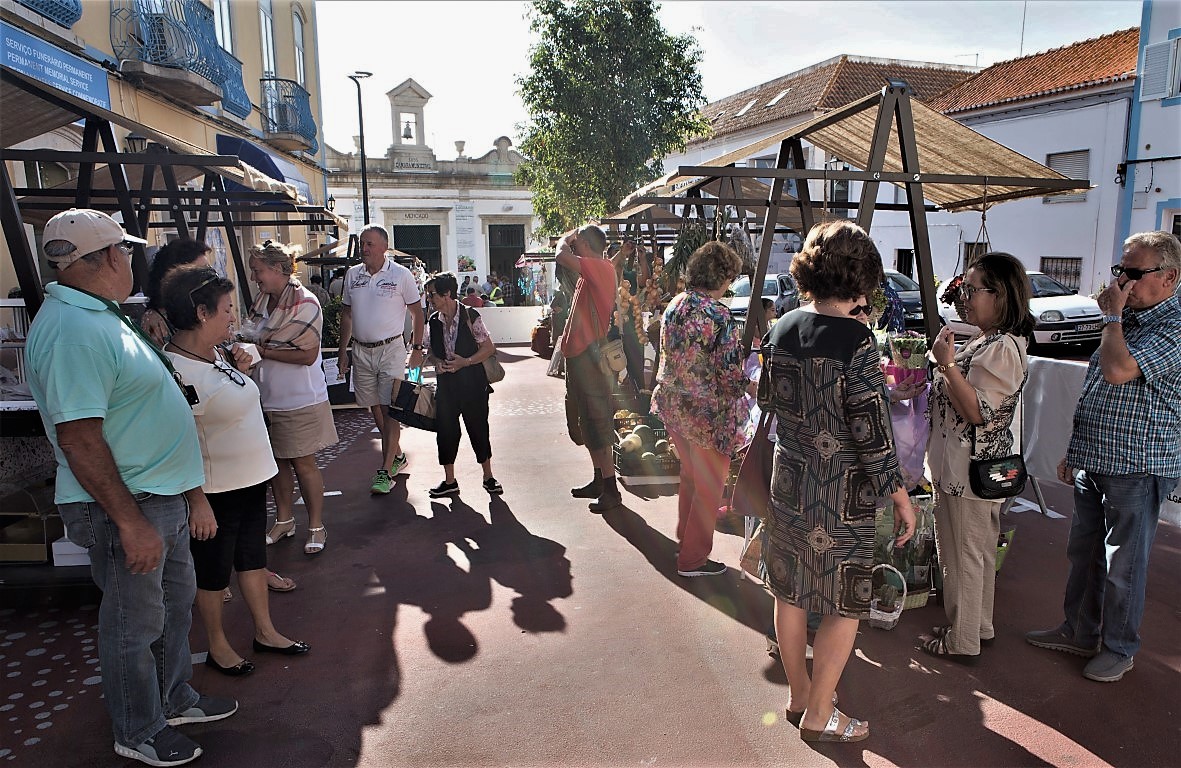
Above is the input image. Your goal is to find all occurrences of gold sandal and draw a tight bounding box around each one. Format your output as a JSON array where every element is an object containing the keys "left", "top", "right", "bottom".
[
  {"left": 304, "top": 526, "right": 326, "bottom": 555},
  {"left": 266, "top": 518, "right": 296, "bottom": 545}
]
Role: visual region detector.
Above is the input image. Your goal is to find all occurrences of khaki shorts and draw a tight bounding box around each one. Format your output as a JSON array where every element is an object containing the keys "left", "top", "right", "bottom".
[
  {"left": 565, "top": 346, "right": 617, "bottom": 451},
  {"left": 266, "top": 401, "right": 339, "bottom": 459},
  {"left": 350, "top": 339, "right": 407, "bottom": 407}
]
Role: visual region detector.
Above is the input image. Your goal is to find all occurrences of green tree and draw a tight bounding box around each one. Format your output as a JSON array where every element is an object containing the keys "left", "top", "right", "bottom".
[{"left": 515, "top": 0, "right": 710, "bottom": 237}]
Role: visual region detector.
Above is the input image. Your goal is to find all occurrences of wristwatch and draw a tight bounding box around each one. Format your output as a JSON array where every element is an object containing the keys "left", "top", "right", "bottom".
[
  {"left": 937, "top": 361, "right": 956, "bottom": 374},
  {"left": 1102, "top": 315, "right": 1123, "bottom": 325},
  {"left": 411, "top": 343, "right": 426, "bottom": 351}
]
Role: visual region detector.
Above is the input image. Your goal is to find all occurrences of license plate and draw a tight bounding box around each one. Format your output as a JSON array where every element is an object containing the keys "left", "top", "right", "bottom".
[{"left": 1075, "top": 322, "right": 1101, "bottom": 333}]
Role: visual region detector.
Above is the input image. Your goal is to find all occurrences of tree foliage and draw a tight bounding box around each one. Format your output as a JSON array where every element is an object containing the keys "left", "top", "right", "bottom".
[{"left": 514, "top": 0, "right": 710, "bottom": 237}]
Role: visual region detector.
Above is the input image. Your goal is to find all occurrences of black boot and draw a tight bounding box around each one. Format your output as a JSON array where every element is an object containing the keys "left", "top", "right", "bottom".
[
  {"left": 589, "top": 477, "right": 623, "bottom": 514},
  {"left": 571, "top": 469, "right": 603, "bottom": 499}
]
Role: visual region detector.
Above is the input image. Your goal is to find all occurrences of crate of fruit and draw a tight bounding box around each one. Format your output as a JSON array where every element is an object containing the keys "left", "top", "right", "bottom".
[
  {"left": 613, "top": 424, "right": 680, "bottom": 485},
  {"left": 612, "top": 407, "right": 663, "bottom": 435}
]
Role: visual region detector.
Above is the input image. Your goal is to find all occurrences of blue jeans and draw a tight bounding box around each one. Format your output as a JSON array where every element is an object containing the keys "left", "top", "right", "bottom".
[
  {"left": 59, "top": 493, "right": 199, "bottom": 746},
  {"left": 1062, "top": 472, "right": 1178, "bottom": 658}
]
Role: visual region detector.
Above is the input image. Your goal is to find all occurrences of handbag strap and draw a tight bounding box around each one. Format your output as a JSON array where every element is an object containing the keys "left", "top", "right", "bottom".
[{"left": 968, "top": 334, "right": 1026, "bottom": 459}]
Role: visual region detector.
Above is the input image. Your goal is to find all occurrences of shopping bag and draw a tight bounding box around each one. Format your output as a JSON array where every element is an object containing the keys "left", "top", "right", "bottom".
[
  {"left": 388, "top": 367, "right": 436, "bottom": 431},
  {"left": 546, "top": 335, "right": 565, "bottom": 378}
]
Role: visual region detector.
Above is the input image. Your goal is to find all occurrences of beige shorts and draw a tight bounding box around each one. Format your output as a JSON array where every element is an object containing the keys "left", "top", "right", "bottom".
[
  {"left": 266, "top": 401, "right": 339, "bottom": 459},
  {"left": 350, "top": 339, "right": 407, "bottom": 407}
]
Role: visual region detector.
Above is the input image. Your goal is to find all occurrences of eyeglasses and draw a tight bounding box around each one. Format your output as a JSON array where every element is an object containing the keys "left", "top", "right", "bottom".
[
  {"left": 960, "top": 284, "right": 996, "bottom": 301},
  {"left": 425, "top": 291, "right": 437, "bottom": 299},
  {"left": 849, "top": 304, "right": 873, "bottom": 317},
  {"left": 212, "top": 360, "right": 246, "bottom": 387},
  {"left": 1111, "top": 264, "right": 1165, "bottom": 280},
  {"left": 188, "top": 275, "right": 219, "bottom": 305}
]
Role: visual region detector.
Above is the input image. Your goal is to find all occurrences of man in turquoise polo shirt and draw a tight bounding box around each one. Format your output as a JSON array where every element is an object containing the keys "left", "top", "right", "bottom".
[{"left": 25, "top": 209, "right": 236, "bottom": 767}]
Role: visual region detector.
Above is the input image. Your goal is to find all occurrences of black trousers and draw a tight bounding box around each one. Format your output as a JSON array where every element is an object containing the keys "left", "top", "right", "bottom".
[{"left": 435, "top": 374, "right": 492, "bottom": 467}]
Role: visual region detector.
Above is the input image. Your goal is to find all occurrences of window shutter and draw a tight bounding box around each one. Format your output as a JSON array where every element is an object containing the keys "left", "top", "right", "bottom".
[
  {"left": 1139, "top": 41, "right": 1174, "bottom": 101},
  {"left": 1045, "top": 150, "right": 1089, "bottom": 203}
]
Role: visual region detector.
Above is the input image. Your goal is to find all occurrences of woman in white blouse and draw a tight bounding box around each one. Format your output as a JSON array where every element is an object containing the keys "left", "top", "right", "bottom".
[
  {"left": 924, "top": 252, "right": 1032, "bottom": 663},
  {"left": 162, "top": 266, "right": 309, "bottom": 675}
]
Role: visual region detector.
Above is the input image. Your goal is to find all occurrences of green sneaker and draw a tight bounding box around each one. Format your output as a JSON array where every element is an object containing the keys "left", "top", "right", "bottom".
[
  {"left": 389, "top": 453, "right": 409, "bottom": 476},
  {"left": 370, "top": 469, "right": 392, "bottom": 495}
]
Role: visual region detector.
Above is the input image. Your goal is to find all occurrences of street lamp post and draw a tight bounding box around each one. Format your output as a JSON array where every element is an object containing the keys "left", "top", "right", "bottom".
[{"left": 348, "top": 71, "right": 372, "bottom": 225}]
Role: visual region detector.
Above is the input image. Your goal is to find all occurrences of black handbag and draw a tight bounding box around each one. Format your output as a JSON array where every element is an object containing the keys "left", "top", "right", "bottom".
[
  {"left": 968, "top": 427, "right": 1027, "bottom": 500},
  {"left": 387, "top": 368, "right": 436, "bottom": 432}
]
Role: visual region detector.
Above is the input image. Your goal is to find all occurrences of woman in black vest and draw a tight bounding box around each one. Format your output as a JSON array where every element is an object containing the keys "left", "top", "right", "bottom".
[{"left": 424, "top": 272, "right": 503, "bottom": 498}]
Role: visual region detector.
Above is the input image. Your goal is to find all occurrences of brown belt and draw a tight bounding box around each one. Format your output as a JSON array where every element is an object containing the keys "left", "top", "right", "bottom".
[{"left": 352, "top": 334, "right": 402, "bottom": 349}]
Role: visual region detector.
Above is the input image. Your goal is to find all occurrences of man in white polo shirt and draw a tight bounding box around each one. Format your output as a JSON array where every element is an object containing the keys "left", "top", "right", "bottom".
[{"left": 337, "top": 225, "right": 426, "bottom": 494}]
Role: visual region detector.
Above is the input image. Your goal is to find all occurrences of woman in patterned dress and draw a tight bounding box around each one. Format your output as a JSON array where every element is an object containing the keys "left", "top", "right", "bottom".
[
  {"left": 651, "top": 241, "right": 752, "bottom": 577},
  {"left": 923, "top": 253, "right": 1032, "bottom": 663},
  {"left": 760, "top": 221, "right": 915, "bottom": 743}
]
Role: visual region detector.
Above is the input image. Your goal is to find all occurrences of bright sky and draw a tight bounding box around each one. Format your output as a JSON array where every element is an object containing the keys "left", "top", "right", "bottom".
[{"left": 314, "top": 0, "right": 1142, "bottom": 160}]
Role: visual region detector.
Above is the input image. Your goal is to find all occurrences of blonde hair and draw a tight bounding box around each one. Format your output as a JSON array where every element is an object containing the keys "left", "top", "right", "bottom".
[{"left": 249, "top": 240, "right": 295, "bottom": 276}]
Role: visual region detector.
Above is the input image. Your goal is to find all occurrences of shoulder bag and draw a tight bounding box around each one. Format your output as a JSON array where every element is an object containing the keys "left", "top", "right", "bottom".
[
  {"left": 731, "top": 410, "right": 773, "bottom": 520},
  {"left": 584, "top": 284, "right": 627, "bottom": 378},
  {"left": 966, "top": 335, "right": 1029, "bottom": 500},
  {"left": 388, "top": 366, "right": 436, "bottom": 431},
  {"left": 462, "top": 307, "right": 505, "bottom": 383}
]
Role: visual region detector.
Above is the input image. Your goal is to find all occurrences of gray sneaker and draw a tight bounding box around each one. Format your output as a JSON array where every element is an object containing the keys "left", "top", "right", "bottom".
[
  {"left": 166, "top": 695, "right": 238, "bottom": 726},
  {"left": 1024, "top": 625, "right": 1099, "bottom": 657},
  {"left": 1083, "top": 651, "right": 1134, "bottom": 682},
  {"left": 115, "top": 725, "right": 201, "bottom": 767}
]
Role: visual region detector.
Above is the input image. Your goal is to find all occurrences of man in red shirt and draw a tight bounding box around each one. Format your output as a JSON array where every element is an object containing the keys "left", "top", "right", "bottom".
[
  {"left": 460, "top": 286, "right": 485, "bottom": 308},
  {"left": 555, "top": 224, "right": 622, "bottom": 513}
]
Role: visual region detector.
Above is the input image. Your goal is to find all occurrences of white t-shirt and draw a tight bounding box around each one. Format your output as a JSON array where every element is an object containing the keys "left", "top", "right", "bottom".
[
  {"left": 342, "top": 257, "right": 421, "bottom": 343},
  {"left": 247, "top": 303, "right": 330, "bottom": 412},
  {"left": 167, "top": 352, "right": 279, "bottom": 494}
]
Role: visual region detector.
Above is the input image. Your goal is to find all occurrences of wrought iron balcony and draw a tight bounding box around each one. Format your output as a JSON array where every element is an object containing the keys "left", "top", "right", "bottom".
[
  {"left": 13, "top": 0, "right": 82, "bottom": 28},
  {"left": 109, "top": 0, "right": 247, "bottom": 117},
  {"left": 260, "top": 77, "right": 318, "bottom": 154}
]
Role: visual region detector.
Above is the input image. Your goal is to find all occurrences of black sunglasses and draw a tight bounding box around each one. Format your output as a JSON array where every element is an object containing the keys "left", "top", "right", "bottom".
[
  {"left": 849, "top": 303, "right": 873, "bottom": 317},
  {"left": 1111, "top": 264, "right": 1165, "bottom": 280}
]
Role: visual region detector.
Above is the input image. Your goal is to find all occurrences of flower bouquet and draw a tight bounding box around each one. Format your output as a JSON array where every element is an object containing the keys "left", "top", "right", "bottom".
[{"left": 887, "top": 332, "right": 928, "bottom": 386}]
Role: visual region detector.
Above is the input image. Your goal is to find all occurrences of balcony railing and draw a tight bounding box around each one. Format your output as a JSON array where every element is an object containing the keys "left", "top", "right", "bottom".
[
  {"left": 260, "top": 77, "right": 318, "bottom": 153},
  {"left": 13, "top": 0, "right": 82, "bottom": 28},
  {"left": 109, "top": 0, "right": 248, "bottom": 117}
]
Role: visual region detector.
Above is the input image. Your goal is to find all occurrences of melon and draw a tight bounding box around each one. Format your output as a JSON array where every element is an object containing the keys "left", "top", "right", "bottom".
[
  {"left": 654, "top": 439, "right": 670, "bottom": 454},
  {"left": 631, "top": 424, "right": 656, "bottom": 448},
  {"left": 620, "top": 434, "right": 643, "bottom": 453},
  {"left": 640, "top": 451, "right": 657, "bottom": 463}
]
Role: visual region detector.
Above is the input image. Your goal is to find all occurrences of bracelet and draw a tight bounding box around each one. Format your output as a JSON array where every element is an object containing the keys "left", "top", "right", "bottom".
[{"left": 1102, "top": 315, "right": 1123, "bottom": 325}]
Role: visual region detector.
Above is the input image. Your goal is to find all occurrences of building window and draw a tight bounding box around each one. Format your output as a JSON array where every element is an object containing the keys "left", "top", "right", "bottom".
[
  {"left": 259, "top": 0, "right": 276, "bottom": 76},
  {"left": 1040, "top": 257, "right": 1083, "bottom": 290},
  {"left": 1170, "top": 213, "right": 1180, "bottom": 239},
  {"left": 212, "top": 0, "right": 232, "bottom": 51},
  {"left": 828, "top": 161, "right": 850, "bottom": 218},
  {"left": 963, "top": 241, "right": 988, "bottom": 267},
  {"left": 22, "top": 161, "right": 70, "bottom": 190},
  {"left": 895, "top": 249, "right": 914, "bottom": 278},
  {"left": 292, "top": 11, "right": 306, "bottom": 86},
  {"left": 1044, "top": 150, "right": 1089, "bottom": 203},
  {"left": 392, "top": 225, "right": 441, "bottom": 273},
  {"left": 1138, "top": 39, "right": 1181, "bottom": 101},
  {"left": 488, "top": 224, "right": 526, "bottom": 296}
]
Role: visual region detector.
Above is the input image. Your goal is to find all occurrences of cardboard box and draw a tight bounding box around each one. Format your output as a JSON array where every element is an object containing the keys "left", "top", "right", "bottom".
[{"left": 52, "top": 536, "right": 90, "bottom": 567}]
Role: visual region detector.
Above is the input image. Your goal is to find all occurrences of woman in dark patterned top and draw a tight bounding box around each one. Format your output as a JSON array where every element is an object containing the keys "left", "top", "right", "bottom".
[
  {"left": 759, "top": 221, "right": 915, "bottom": 744},
  {"left": 924, "top": 253, "right": 1032, "bottom": 663}
]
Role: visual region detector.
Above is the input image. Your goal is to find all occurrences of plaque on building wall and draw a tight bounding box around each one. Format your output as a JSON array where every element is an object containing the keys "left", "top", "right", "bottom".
[{"left": 455, "top": 202, "right": 476, "bottom": 273}]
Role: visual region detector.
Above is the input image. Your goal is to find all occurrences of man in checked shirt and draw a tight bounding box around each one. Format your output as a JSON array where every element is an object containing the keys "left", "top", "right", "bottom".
[{"left": 1026, "top": 231, "right": 1181, "bottom": 683}]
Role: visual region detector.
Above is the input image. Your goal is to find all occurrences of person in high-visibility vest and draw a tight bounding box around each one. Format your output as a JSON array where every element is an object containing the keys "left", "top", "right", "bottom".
[{"left": 488, "top": 278, "right": 505, "bottom": 306}]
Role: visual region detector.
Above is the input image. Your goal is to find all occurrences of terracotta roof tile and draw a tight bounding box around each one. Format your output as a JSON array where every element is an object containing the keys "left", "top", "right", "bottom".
[
  {"left": 928, "top": 27, "right": 1139, "bottom": 113},
  {"left": 694, "top": 56, "right": 976, "bottom": 144}
]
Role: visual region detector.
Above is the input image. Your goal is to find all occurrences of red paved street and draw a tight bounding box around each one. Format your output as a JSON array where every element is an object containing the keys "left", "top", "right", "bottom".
[{"left": 2, "top": 346, "right": 1179, "bottom": 767}]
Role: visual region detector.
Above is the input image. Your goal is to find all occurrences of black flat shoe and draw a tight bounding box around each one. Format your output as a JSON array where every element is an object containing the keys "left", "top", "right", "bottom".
[
  {"left": 252, "top": 639, "right": 310, "bottom": 656},
  {"left": 204, "top": 656, "right": 255, "bottom": 677}
]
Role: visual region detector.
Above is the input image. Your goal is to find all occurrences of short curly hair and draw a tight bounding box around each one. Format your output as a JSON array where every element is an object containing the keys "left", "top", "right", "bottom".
[
  {"left": 159, "top": 265, "right": 234, "bottom": 331},
  {"left": 789, "top": 221, "right": 883, "bottom": 302},
  {"left": 248, "top": 240, "right": 295, "bottom": 276},
  {"left": 686, "top": 241, "right": 742, "bottom": 292}
]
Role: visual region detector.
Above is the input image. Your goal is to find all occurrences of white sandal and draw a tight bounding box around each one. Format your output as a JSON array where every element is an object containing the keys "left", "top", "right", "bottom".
[
  {"left": 304, "top": 526, "right": 327, "bottom": 555},
  {"left": 266, "top": 518, "right": 296, "bottom": 545},
  {"left": 799, "top": 707, "right": 869, "bottom": 743}
]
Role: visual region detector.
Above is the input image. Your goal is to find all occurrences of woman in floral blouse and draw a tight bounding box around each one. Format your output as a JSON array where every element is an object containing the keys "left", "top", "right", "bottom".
[
  {"left": 652, "top": 241, "right": 751, "bottom": 578},
  {"left": 924, "top": 252, "right": 1032, "bottom": 663}
]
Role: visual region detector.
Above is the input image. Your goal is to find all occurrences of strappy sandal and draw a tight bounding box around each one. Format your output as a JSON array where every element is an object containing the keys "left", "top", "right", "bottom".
[
  {"left": 304, "top": 526, "right": 327, "bottom": 555},
  {"left": 222, "top": 588, "right": 232, "bottom": 603},
  {"left": 266, "top": 571, "right": 297, "bottom": 592},
  {"left": 920, "top": 634, "right": 980, "bottom": 665},
  {"left": 266, "top": 518, "right": 296, "bottom": 545},
  {"left": 932, "top": 624, "right": 994, "bottom": 647},
  {"left": 799, "top": 707, "right": 869, "bottom": 743},
  {"left": 785, "top": 693, "right": 838, "bottom": 727}
]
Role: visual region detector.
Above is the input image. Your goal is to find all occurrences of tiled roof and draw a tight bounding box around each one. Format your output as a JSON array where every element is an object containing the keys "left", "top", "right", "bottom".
[
  {"left": 693, "top": 56, "right": 976, "bottom": 144},
  {"left": 928, "top": 27, "right": 1139, "bottom": 114}
]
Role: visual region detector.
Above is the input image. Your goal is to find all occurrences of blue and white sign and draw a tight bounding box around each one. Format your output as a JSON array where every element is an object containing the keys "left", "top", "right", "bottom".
[{"left": 2, "top": 21, "right": 110, "bottom": 110}]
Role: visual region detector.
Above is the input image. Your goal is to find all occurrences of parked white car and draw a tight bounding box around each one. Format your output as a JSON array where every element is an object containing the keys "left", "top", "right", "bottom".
[{"left": 938, "top": 271, "right": 1103, "bottom": 347}]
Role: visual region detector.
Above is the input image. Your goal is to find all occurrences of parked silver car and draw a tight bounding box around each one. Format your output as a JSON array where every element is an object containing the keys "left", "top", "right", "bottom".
[{"left": 939, "top": 271, "right": 1102, "bottom": 347}]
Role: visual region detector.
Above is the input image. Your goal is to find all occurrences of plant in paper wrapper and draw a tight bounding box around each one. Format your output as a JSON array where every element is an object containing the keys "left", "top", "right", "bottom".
[{"left": 887, "top": 332, "right": 928, "bottom": 386}]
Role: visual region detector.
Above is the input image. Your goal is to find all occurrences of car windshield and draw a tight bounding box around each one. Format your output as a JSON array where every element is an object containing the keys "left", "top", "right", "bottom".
[
  {"left": 887, "top": 272, "right": 921, "bottom": 292},
  {"left": 762, "top": 278, "right": 777, "bottom": 297},
  {"left": 730, "top": 276, "right": 751, "bottom": 298},
  {"left": 1029, "top": 274, "right": 1073, "bottom": 297}
]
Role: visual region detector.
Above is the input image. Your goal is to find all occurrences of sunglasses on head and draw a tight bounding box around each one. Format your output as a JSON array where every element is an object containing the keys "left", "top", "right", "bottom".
[{"left": 1111, "top": 264, "right": 1165, "bottom": 280}]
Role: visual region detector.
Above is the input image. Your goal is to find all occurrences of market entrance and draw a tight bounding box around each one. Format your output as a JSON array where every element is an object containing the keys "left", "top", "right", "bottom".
[
  {"left": 391, "top": 225, "right": 441, "bottom": 272},
  {"left": 489, "top": 224, "right": 525, "bottom": 303}
]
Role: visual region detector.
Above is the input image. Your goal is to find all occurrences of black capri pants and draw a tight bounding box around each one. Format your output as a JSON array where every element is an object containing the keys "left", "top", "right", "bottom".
[
  {"left": 435, "top": 374, "right": 492, "bottom": 467},
  {"left": 190, "top": 481, "right": 269, "bottom": 591}
]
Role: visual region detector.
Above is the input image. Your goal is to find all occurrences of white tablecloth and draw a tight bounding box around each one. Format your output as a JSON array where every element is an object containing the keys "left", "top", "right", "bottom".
[{"left": 1024, "top": 355, "right": 1180, "bottom": 526}]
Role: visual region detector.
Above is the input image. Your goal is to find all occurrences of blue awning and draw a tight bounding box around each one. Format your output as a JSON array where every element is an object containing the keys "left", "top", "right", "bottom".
[{"left": 216, "top": 135, "right": 311, "bottom": 203}]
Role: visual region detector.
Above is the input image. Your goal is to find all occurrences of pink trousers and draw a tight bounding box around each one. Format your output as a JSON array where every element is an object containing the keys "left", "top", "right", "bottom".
[{"left": 667, "top": 429, "right": 729, "bottom": 571}]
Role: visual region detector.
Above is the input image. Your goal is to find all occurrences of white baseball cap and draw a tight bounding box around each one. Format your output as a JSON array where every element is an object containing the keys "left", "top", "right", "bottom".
[{"left": 43, "top": 208, "right": 148, "bottom": 268}]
